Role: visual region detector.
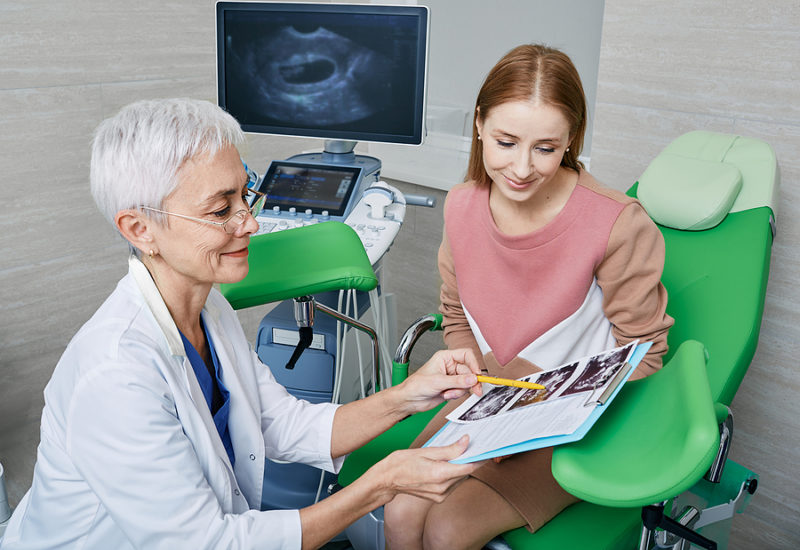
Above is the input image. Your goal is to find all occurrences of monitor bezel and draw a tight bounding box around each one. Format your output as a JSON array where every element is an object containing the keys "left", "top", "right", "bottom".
[{"left": 215, "top": 1, "right": 429, "bottom": 145}]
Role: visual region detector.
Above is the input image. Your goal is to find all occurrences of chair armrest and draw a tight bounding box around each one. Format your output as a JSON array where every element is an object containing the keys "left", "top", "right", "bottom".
[
  {"left": 220, "top": 222, "right": 377, "bottom": 309},
  {"left": 391, "top": 313, "right": 444, "bottom": 386},
  {"left": 552, "top": 340, "right": 720, "bottom": 508}
]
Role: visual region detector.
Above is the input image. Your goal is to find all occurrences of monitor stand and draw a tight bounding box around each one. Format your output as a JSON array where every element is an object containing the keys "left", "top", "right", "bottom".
[{"left": 287, "top": 140, "right": 382, "bottom": 183}]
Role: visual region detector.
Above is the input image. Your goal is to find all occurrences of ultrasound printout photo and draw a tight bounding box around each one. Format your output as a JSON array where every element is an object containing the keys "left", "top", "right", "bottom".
[
  {"left": 559, "top": 341, "right": 635, "bottom": 397},
  {"left": 429, "top": 341, "right": 643, "bottom": 462},
  {"left": 509, "top": 362, "right": 579, "bottom": 410},
  {"left": 457, "top": 384, "right": 520, "bottom": 422}
]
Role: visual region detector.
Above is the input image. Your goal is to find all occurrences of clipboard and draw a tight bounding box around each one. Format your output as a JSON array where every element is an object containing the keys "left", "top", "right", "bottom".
[{"left": 426, "top": 342, "right": 652, "bottom": 464}]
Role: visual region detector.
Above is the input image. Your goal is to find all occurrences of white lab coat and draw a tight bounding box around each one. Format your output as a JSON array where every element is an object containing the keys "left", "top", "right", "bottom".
[{"left": 0, "top": 256, "right": 342, "bottom": 550}]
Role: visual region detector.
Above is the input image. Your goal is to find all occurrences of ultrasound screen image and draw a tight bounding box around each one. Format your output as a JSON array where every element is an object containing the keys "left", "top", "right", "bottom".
[
  {"left": 258, "top": 162, "right": 361, "bottom": 216},
  {"left": 222, "top": 9, "right": 423, "bottom": 140}
]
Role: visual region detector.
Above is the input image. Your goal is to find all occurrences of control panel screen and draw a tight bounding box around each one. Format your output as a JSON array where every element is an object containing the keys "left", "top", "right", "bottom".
[{"left": 257, "top": 161, "right": 363, "bottom": 217}]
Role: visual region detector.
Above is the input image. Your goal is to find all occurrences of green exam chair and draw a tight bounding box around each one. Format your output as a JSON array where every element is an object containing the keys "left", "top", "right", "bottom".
[
  {"left": 220, "top": 220, "right": 382, "bottom": 397},
  {"left": 221, "top": 221, "right": 377, "bottom": 310},
  {"left": 338, "top": 131, "right": 778, "bottom": 550},
  {"left": 221, "top": 220, "right": 381, "bottom": 382}
]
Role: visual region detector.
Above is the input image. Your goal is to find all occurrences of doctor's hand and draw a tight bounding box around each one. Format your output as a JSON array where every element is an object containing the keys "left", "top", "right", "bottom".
[
  {"left": 395, "top": 348, "right": 483, "bottom": 415},
  {"left": 370, "top": 435, "right": 481, "bottom": 503}
]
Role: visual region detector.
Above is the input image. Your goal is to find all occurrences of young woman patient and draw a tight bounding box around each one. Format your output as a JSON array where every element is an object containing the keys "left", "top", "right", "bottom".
[{"left": 383, "top": 44, "right": 673, "bottom": 550}]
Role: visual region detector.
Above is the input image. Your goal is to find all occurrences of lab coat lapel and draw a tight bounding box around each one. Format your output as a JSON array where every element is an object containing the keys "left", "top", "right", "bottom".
[
  {"left": 127, "top": 255, "right": 241, "bottom": 510},
  {"left": 179, "top": 354, "right": 241, "bottom": 511},
  {"left": 128, "top": 256, "right": 184, "bottom": 355},
  {"left": 202, "top": 303, "right": 265, "bottom": 509}
]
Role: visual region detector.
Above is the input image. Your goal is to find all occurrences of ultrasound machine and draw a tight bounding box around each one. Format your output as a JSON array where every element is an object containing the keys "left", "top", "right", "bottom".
[{"left": 215, "top": 1, "right": 431, "bottom": 517}]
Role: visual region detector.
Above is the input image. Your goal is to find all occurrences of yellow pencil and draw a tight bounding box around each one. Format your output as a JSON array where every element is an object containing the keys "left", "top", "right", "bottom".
[{"left": 476, "top": 375, "right": 546, "bottom": 391}]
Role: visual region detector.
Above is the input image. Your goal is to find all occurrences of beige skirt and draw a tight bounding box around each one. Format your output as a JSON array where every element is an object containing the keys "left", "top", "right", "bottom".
[{"left": 411, "top": 396, "right": 580, "bottom": 532}]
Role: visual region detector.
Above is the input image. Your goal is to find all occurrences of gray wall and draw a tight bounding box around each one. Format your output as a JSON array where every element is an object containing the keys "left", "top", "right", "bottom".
[
  {"left": 0, "top": 0, "right": 208, "bottom": 504},
  {"left": 590, "top": 1, "right": 800, "bottom": 548},
  {"left": 371, "top": 0, "right": 605, "bottom": 189},
  {"left": 423, "top": 0, "right": 604, "bottom": 153}
]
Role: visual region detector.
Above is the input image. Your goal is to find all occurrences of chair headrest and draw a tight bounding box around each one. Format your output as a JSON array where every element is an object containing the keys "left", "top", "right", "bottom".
[
  {"left": 637, "top": 130, "right": 780, "bottom": 230},
  {"left": 637, "top": 151, "right": 742, "bottom": 231}
]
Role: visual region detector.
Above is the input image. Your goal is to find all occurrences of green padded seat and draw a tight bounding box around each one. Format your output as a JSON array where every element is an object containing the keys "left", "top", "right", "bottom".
[
  {"left": 337, "top": 405, "right": 644, "bottom": 550},
  {"left": 631, "top": 131, "right": 776, "bottom": 404},
  {"left": 220, "top": 222, "right": 377, "bottom": 309},
  {"left": 502, "top": 503, "right": 640, "bottom": 550}
]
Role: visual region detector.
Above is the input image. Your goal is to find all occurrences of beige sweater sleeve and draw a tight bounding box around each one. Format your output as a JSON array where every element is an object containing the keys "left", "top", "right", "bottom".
[
  {"left": 437, "top": 230, "right": 485, "bottom": 368},
  {"left": 596, "top": 202, "right": 674, "bottom": 378}
]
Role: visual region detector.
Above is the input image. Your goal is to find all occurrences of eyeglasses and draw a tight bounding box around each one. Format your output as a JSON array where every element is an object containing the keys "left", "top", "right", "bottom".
[{"left": 141, "top": 188, "right": 266, "bottom": 235}]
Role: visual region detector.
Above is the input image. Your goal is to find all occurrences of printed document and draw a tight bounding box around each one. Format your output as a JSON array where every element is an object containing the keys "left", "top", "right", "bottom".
[{"left": 425, "top": 341, "right": 643, "bottom": 463}]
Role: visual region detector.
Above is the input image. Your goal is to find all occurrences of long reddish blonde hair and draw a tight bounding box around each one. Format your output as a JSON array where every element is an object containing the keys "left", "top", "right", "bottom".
[{"left": 467, "top": 44, "right": 587, "bottom": 187}]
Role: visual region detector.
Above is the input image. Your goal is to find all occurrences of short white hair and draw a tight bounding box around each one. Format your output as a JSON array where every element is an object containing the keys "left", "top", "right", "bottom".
[{"left": 90, "top": 98, "right": 245, "bottom": 226}]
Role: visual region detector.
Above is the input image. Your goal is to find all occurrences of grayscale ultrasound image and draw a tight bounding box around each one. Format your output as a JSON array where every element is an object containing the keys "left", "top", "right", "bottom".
[
  {"left": 560, "top": 342, "right": 635, "bottom": 396},
  {"left": 458, "top": 384, "right": 520, "bottom": 422},
  {"left": 234, "top": 25, "right": 393, "bottom": 126},
  {"left": 221, "top": 9, "right": 423, "bottom": 139},
  {"left": 509, "top": 362, "right": 579, "bottom": 410}
]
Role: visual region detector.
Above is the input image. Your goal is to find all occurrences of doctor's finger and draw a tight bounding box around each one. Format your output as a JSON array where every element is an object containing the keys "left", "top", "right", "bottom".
[
  {"left": 430, "top": 371, "right": 478, "bottom": 394},
  {"left": 442, "top": 348, "right": 482, "bottom": 375},
  {"left": 418, "top": 434, "right": 474, "bottom": 462}
]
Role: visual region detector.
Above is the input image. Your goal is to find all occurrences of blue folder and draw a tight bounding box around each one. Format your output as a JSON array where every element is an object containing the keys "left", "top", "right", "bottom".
[{"left": 428, "top": 342, "right": 652, "bottom": 464}]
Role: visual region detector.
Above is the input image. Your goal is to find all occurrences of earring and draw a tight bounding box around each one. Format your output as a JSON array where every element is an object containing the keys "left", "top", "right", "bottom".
[
  {"left": 477, "top": 135, "right": 482, "bottom": 141},
  {"left": 566, "top": 147, "right": 570, "bottom": 152},
  {"left": 149, "top": 249, "right": 154, "bottom": 259}
]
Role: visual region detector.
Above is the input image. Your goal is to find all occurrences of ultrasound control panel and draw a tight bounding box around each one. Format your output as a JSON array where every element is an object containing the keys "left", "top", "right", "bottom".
[
  {"left": 252, "top": 160, "right": 406, "bottom": 265},
  {"left": 255, "top": 160, "right": 365, "bottom": 222}
]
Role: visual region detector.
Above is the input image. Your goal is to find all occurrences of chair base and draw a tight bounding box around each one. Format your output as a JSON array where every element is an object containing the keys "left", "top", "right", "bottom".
[{"left": 637, "top": 460, "right": 758, "bottom": 550}]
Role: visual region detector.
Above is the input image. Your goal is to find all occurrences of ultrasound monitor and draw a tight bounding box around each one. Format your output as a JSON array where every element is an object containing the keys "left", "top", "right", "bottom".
[{"left": 216, "top": 2, "right": 429, "bottom": 146}]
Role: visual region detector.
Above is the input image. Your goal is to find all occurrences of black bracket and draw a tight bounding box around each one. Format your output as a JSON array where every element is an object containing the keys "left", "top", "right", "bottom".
[
  {"left": 641, "top": 504, "right": 717, "bottom": 550},
  {"left": 285, "top": 326, "right": 314, "bottom": 370}
]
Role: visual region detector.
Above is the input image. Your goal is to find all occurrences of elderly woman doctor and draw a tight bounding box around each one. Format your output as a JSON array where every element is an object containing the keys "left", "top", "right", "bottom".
[{"left": 0, "top": 98, "right": 483, "bottom": 550}]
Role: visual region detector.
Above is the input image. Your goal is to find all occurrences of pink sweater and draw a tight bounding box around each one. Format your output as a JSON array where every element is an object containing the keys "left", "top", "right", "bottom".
[{"left": 439, "top": 171, "right": 673, "bottom": 379}]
